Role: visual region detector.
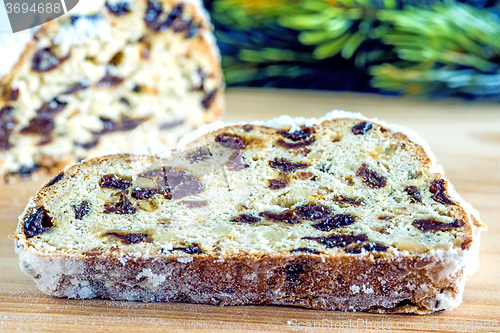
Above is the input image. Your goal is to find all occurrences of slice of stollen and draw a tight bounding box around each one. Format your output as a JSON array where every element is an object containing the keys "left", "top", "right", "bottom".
[{"left": 13, "top": 111, "right": 484, "bottom": 314}]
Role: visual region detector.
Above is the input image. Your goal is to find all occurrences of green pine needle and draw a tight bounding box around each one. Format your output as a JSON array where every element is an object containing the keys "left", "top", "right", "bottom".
[{"left": 209, "top": 0, "right": 500, "bottom": 98}]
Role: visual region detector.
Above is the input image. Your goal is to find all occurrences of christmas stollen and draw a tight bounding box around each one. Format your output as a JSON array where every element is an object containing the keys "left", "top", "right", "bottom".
[
  {"left": 0, "top": 0, "right": 223, "bottom": 182},
  {"left": 13, "top": 111, "right": 484, "bottom": 314}
]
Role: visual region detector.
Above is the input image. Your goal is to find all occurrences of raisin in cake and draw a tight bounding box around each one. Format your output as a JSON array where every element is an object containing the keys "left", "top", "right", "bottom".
[
  {"left": 13, "top": 111, "right": 484, "bottom": 314},
  {"left": 0, "top": 0, "right": 223, "bottom": 182}
]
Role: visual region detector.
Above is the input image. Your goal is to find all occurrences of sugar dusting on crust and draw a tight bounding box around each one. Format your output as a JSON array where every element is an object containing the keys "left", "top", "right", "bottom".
[{"left": 15, "top": 242, "right": 95, "bottom": 298}]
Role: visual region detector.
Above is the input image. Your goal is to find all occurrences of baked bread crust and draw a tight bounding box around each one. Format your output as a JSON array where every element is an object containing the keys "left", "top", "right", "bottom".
[
  {"left": 13, "top": 113, "right": 484, "bottom": 313},
  {"left": 16, "top": 245, "right": 475, "bottom": 314},
  {"left": 0, "top": 0, "right": 224, "bottom": 182}
]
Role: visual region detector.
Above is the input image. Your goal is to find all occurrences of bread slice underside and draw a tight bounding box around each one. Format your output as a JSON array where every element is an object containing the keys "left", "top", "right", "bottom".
[
  {"left": 0, "top": 0, "right": 223, "bottom": 182},
  {"left": 14, "top": 117, "right": 483, "bottom": 314}
]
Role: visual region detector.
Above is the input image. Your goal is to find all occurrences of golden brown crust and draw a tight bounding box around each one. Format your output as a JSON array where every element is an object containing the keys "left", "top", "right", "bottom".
[{"left": 15, "top": 245, "right": 469, "bottom": 314}]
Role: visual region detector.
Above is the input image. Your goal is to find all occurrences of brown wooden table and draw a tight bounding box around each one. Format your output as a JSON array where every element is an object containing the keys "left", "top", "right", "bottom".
[{"left": 1, "top": 89, "right": 499, "bottom": 332}]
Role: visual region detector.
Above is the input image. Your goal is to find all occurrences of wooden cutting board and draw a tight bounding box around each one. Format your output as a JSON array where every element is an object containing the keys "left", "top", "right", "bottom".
[{"left": 1, "top": 89, "right": 499, "bottom": 332}]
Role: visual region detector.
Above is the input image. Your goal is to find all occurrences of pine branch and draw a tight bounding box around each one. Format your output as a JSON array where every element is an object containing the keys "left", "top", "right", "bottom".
[{"left": 207, "top": 0, "right": 500, "bottom": 99}]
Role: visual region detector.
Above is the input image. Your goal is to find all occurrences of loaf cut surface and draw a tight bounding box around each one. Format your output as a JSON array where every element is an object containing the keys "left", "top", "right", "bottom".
[
  {"left": 0, "top": 0, "right": 223, "bottom": 182},
  {"left": 13, "top": 111, "right": 484, "bottom": 314}
]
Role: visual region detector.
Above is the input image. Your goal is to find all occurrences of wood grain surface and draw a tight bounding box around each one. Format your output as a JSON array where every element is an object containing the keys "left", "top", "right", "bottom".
[{"left": 1, "top": 89, "right": 499, "bottom": 332}]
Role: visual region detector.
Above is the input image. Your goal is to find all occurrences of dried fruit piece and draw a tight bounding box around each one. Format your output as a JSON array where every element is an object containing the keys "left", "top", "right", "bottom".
[
  {"left": 412, "top": 219, "right": 464, "bottom": 232},
  {"left": 144, "top": 0, "right": 164, "bottom": 30},
  {"left": 139, "top": 166, "right": 203, "bottom": 199},
  {"left": 143, "top": 2, "right": 197, "bottom": 36},
  {"left": 201, "top": 90, "right": 217, "bottom": 109},
  {"left": 171, "top": 16, "right": 190, "bottom": 33},
  {"left": 231, "top": 214, "right": 261, "bottom": 223},
  {"left": 312, "top": 214, "right": 356, "bottom": 231},
  {"left": 32, "top": 48, "right": 70, "bottom": 72},
  {"left": 269, "top": 158, "right": 308, "bottom": 173},
  {"left": 172, "top": 243, "right": 204, "bottom": 254},
  {"left": 21, "top": 99, "right": 67, "bottom": 136},
  {"left": 111, "top": 117, "right": 147, "bottom": 131},
  {"left": 105, "top": 1, "right": 131, "bottom": 15},
  {"left": 356, "top": 163, "right": 387, "bottom": 189},
  {"left": 259, "top": 210, "right": 301, "bottom": 224},
  {"left": 268, "top": 179, "right": 287, "bottom": 189},
  {"left": 46, "top": 172, "right": 64, "bottom": 187},
  {"left": 303, "top": 232, "right": 368, "bottom": 248},
  {"left": 103, "top": 193, "right": 136, "bottom": 214},
  {"left": 294, "top": 204, "right": 331, "bottom": 220},
  {"left": 429, "top": 179, "right": 455, "bottom": 205},
  {"left": 345, "top": 242, "right": 388, "bottom": 253},
  {"left": 276, "top": 138, "right": 315, "bottom": 149},
  {"left": 99, "top": 174, "right": 132, "bottom": 190},
  {"left": 405, "top": 186, "right": 422, "bottom": 203},
  {"left": 119, "top": 97, "right": 130, "bottom": 106},
  {"left": 352, "top": 122, "right": 373, "bottom": 135},
  {"left": 131, "top": 188, "right": 159, "bottom": 200},
  {"left": 73, "top": 201, "right": 90, "bottom": 220},
  {"left": 165, "top": 169, "right": 203, "bottom": 199},
  {"left": 24, "top": 207, "right": 53, "bottom": 238},
  {"left": 105, "top": 232, "right": 152, "bottom": 244},
  {"left": 278, "top": 127, "right": 313, "bottom": 141},
  {"left": 19, "top": 165, "right": 38, "bottom": 177},
  {"left": 81, "top": 117, "right": 147, "bottom": 149},
  {"left": 158, "top": 4, "right": 183, "bottom": 31},
  {"left": 187, "top": 147, "right": 211, "bottom": 163},
  {"left": 226, "top": 151, "right": 249, "bottom": 171},
  {"left": 292, "top": 248, "right": 319, "bottom": 254},
  {"left": 215, "top": 134, "right": 246, "bottom": 150},
  {"left": 8, "top": 88, "right": 19, "bottom": 101},
  {"left": 0, "top": 107, "right": 16, "bottom": 151},
  {"left": 96, "top": 72, "right": 124, "bottom": 87},
  {"left": 242, "top": 125, "right": 253, "bottom": 132}
]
